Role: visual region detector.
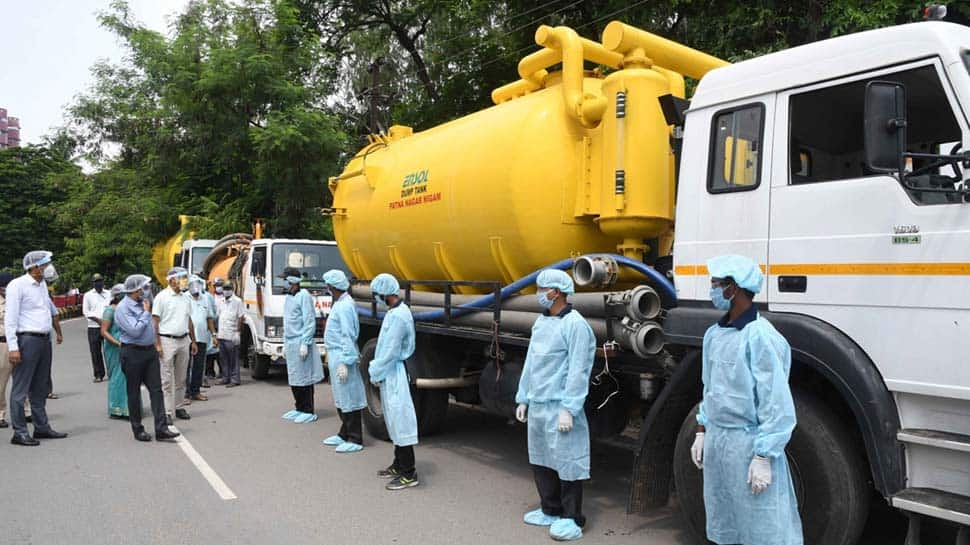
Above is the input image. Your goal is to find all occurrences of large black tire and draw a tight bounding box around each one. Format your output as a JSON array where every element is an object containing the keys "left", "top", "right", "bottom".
[
  {"left": 247, "top": 343, "right": 271, "bottom": 380},
  {"left": 673, "top": 389, "right": 871, "bottom": 545},
  {"left": 358, "top": 339, "right": 451, "bottom": 440},
  {"left": 413, "top": 388, "right": 449, "bottom": 436}
]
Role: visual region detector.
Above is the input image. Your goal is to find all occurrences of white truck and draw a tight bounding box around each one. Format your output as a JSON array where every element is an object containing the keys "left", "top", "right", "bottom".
[
  {"left": 178, "top": 239, "right": 217, "bottom": 277},
  {"left": 232, "top": 238, "right": 351, "bottom": 379},
  {"left": 330, "top": 19, "right": 970, "bottom": 545}
]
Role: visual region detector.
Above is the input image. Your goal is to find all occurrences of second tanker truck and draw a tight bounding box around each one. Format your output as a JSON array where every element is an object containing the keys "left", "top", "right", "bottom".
[{"left": 328, "top": 19, "right": 970, "bottom": 545}]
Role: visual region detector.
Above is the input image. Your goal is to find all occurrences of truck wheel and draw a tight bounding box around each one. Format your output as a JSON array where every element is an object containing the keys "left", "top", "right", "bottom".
[
  {"left": 248, "top": 343, "right": 271, "bottom": 380},
  {"left": 358, "top": 339, "right": 451, "bottom": 440},
  {"left": 412, "top": 388, "right": 448, "bottom": 436},
  {"left": 672, "top": 389, "right": 870, "bottom": 545},
  {"left": 359, "top": 339, "right": 391, "bottom": 441}
]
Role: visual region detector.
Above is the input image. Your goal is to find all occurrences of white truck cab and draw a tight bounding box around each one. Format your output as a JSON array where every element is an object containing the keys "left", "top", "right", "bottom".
[
  {"left": 666, "top": 21, "right": 970, "bottom": 542},
  {"left": 179, "top": 239, "right": 217, "bottom": 277},
  {"left": 236, "top": 238, "right": 351, "bottom": 378}
]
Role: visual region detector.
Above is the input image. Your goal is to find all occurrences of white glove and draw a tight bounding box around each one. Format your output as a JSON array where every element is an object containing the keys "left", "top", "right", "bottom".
[
  {"left": 299, "top": 344, "right": 308, "bottom": 359},
  {"left": 515, "top": 403, "right": 528, "bottom": 423},
  {"left": 747, "top": 455, "right": 772, "bottom": 495},
  {"left": 691, "top": 432, "right": 705, "bottom": 469},
  {"left": 337, "top": 363, "right": 349, "bottom": 383},
  {"left": 557, "top": 409, "right": 573, "bottom": 432}
]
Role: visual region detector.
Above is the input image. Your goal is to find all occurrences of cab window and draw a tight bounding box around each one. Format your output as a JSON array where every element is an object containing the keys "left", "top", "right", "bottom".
[{"left": 708, "top": 104, "right": 765, "bottom": 193}]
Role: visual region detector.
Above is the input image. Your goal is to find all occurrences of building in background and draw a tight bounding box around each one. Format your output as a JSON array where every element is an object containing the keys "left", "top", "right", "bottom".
[{"left": 0, "top": 108, "right": 20, "bottom": 148}]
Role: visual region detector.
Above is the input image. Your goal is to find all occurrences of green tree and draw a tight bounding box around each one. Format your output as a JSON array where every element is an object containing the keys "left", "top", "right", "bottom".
[{"left": 0, "top": 146, "right": 79, "bottom": 270}]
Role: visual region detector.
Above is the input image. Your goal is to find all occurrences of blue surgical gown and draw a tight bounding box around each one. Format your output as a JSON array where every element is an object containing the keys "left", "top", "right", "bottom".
[
  {"left": 283, "top": 289, "right": 324, "bottom": 387},
  {"left": 515, "top": 308, "right": 596, "bottom": 481},
  {"left": 368, "top": 302, "right": 417, "bottom": 447},
  {"left": 697, "top": 313, "right": 803, "bottom": 545},
  {"left": 324, "top": 293, "right": 367, "bottom": 412}
]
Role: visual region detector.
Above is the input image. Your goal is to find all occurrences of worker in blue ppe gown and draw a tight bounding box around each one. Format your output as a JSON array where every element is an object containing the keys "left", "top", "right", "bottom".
[
  {"left": 515, "top": 269, "right": 596, "bottom": 542},
  {"left": 321, "top": 269, "right": 366, "bottom": 453},
  {"left": 368, "top": 273, "right": 420, "bottom": 491},
  {"left": 692, "top": 255, "right": 803, "bottom": 545},
  {"left": 282, "top": 267, "right": 324, "bottom": 424}
]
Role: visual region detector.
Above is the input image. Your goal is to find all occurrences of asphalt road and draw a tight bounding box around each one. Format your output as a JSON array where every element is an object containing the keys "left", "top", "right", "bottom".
[{"left": 0, "top": 318, "right": 907, "bottom": 545}]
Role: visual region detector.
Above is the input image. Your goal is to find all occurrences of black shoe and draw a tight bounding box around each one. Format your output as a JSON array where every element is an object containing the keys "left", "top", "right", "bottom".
[
  {"left": 109, "top": 414, "right": 129, "bottom": 421},
  {"left": 165, "top": 415, "right": 173, "bottom": 426},
  {"left": 156, "top": 429, "right": 180, "bottom": 441},
  {"left": 33, "top": 429, "right": 68, "bottom": 439},
  {"left": 175, "top": 409, "right": 191, "bottom": 420},
  {"left": 386, "top": 474, "right": 419, "bottom": 490},
  {"left": 0, "top": 419, "right": 8, "bottom": 428},
  {"left": 11, "top": 434, "right": 40, "bottom": 446},
  {"left": 376, "top": 465, "right": 400, "bottom": 479},
  {"left": 226, "top": 382, "right": 239, "bottom": 388},
  {"left": 134, "top": 431, "right": 152, "bottom": 442}
]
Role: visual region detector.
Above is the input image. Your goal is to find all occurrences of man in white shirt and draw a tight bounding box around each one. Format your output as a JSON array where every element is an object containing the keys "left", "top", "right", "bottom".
[
  {"left": 82, "top": 273, "right": 110, "bottom": 382},
  {"left": 216, "top": 283, "right": 245, "bottom": 387},
  {"left": 5, "top": 251, "right": 66, "bottom": 446},
  {"left": 152, "top": 267, "right": 197, "bottom": 423}
]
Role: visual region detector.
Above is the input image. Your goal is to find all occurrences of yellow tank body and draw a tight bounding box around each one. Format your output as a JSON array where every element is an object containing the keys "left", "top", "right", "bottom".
[
  {"left": 329, "top": 22, "right": 727, "bottom": 290},
  {"left": 152, "top": 215, "right": 196, "bottom": 285}
]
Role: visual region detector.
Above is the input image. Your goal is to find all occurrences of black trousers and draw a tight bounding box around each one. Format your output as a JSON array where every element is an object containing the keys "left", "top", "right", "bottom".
[
  {"left": 532, "top": 464, "right": 585, "bottom": 527},
  {"left": 205, "top": 352, "right": 219, "bottom": 378},
  {"left": 393, "top": 445, "right": 416, "bottom": 478},
  {"left": 87, "top": 328, "right": 105, "bottom": 379},
  {"left": 185, "top": 342, "right": 206, "bottom": 396},
  {"left": 337, "top": 408, "right": 363, "bottom": 445},
  {"left": 121, "top": 345, "right": 167, "bottom": 435},
  {"left": 291, "top": 385, "right": 314, "bottom": 413}
]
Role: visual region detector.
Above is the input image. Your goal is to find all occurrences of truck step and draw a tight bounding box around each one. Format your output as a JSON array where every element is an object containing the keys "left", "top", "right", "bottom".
[
  {"left": 892, "top": 487, "right": 970, "bottom": 526},
  {"left": 898, "top": 429, "right": 970, "bottom": 453}
]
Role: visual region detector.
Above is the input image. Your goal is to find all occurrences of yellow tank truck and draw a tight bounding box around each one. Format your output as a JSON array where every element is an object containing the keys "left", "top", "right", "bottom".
[
  {"left": 330, "top": 19, "right": 970, "bottom": 545},
  {"left": 151, "top": 215, "right": 217, "bottom": 283}
]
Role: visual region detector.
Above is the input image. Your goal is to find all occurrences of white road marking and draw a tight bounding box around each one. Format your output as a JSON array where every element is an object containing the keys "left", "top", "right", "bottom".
[{"left": 174, "top": 432, "right": 238, "bottom": 500}]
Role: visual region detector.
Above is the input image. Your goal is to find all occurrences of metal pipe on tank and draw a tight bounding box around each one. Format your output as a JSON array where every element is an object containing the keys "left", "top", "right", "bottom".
[
  {"left": 600, "top": 21, "right": 728, "bottom": 80},
  {"left": 354, "top": 300, "right": 664, "bottom": 357},
  {"left": 353, "top": 285, "right": 657, "bottom": 320}
]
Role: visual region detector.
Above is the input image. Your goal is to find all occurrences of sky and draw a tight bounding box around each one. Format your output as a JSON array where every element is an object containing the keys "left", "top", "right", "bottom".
[{"left": 1, "top": 0, "right": 189, "bottom": 145}]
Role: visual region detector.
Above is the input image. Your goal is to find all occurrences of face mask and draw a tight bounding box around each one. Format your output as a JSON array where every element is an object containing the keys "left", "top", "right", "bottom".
[
  {"left": 224, "top": 290, "right": 234, "bottom": 300},
  {"left": 710, "top": 286, "right": 734, "bottom": 311},
  {"left": 374, "top": 294, "right": 386, "bottom": 308},
  {"left": 536, "top": 289, "right": 555, "bottom": 310},
  {"left": 94, "top": 281, "right": 105, "bottom": 291},
  {"left": 216, "top": 287, "right": 224, "bottom": 295},
  {"left": 43, "top": 265, "right": 59, "bottom": 283},
  {"left": 189, "top": 285, "right": 200, "bottom": 296}
]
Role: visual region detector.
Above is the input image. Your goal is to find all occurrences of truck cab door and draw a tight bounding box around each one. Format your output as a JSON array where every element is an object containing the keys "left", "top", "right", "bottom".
[
  {"left": 766, "top": 59, "right": 970, "bottom": 400},
  {"left": 674, "top": 95, "right": 774, "bottom": 303}
]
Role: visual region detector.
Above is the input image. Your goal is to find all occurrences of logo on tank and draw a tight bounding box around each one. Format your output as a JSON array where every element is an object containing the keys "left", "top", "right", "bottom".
[{"left": 390, "top": 169, "right": 442, "bottom": 210}]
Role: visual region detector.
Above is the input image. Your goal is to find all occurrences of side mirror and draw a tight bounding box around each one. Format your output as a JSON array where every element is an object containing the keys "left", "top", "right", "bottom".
[{"left": 864, "top": 81, "right": 907, "bottom": 174}]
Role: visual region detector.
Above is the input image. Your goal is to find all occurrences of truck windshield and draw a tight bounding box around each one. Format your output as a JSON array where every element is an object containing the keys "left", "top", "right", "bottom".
[
  {"left": 271, "top": 243, "right": 349, "bottom": 295},
  {"left": 190, "top": 247, "right": 211, "bottom": 276}
]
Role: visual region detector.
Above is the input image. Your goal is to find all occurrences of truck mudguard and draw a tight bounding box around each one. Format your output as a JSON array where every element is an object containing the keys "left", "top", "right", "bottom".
[{"left": 662, "top": 304, "right": 905, "bottom": 497}]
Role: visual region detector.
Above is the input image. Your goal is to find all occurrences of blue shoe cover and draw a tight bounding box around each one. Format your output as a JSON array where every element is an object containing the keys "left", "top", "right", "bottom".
[
  {"left": 549, "top": 519, "right": 582, "bottom": 541},
  {"left": 335, "top": 442, "right": 363, "bottom": 453},
  {"left": 282, "top": 410, "right": 300, "bottom": 420},
  {"left": 294, "top": 413, "right": 318, "bottom": 424},
  {"left": 323, "top": 435, "right": 345, "bottom": 446},
  {"left": 523, "top": 509, "right": 560, "bottom": 527}
]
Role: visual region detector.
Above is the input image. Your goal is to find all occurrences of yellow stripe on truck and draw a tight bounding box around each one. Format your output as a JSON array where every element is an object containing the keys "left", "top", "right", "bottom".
[{"left": 676, "top": 262, "right": 970, "bottom": 276}]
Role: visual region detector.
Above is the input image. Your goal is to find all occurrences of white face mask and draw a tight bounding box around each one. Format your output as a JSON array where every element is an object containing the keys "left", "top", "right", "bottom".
[
  {"left": 224, "top": 290, "right": 234, "bottom": 299},
  {"left": 43, "top": 265, "right": 59, "bottom": 283},
  {"left": 189, "top": 285, "right": 200, "bottom": 296}
]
